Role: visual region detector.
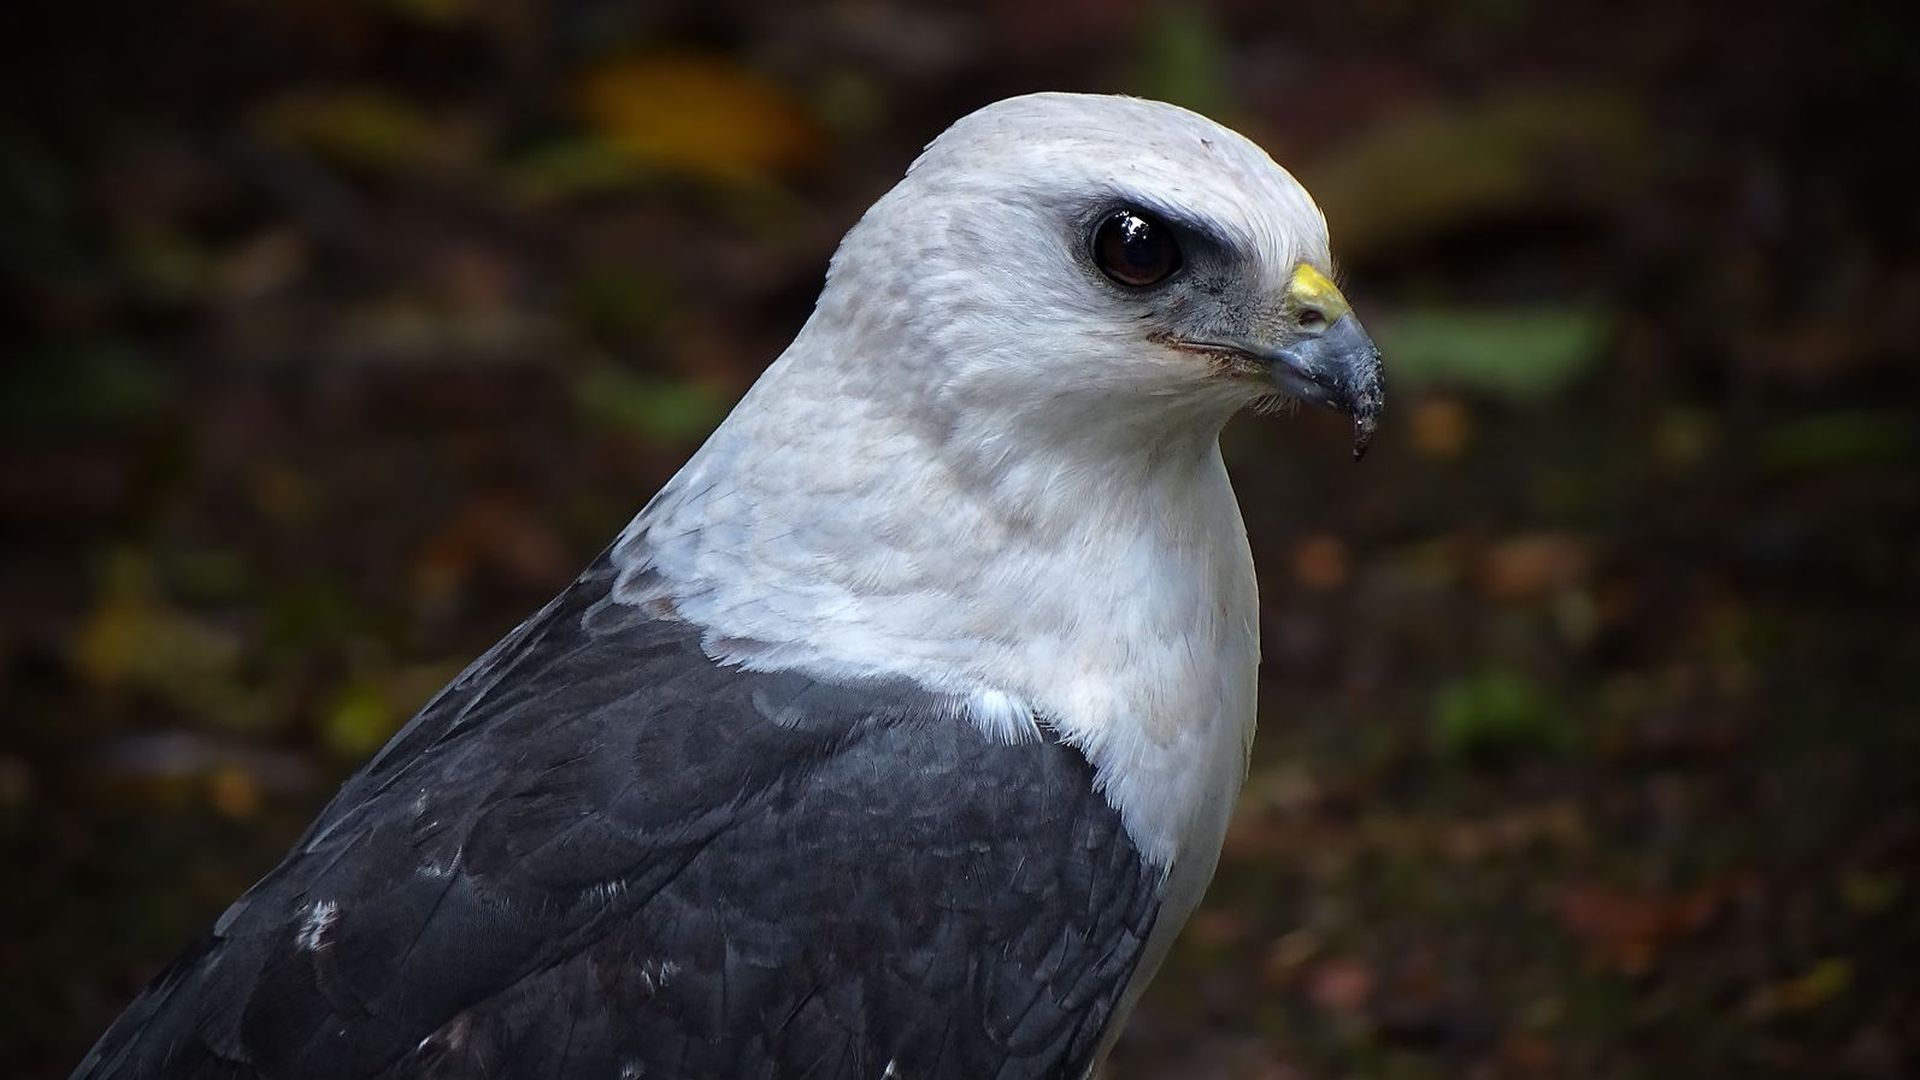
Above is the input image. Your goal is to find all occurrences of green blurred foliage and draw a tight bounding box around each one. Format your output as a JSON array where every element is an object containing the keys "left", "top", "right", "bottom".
[
  {"left": 1432, "top": 668, "right": 1574, "bottom": 762},
  {"left": 573, "top": 368, "right": 732, "bottom": 442},
  {"left": 1376, "top": 307, "right": 1608, "bottom": 401},
  {"left": 1759, "top": 411, "right": 1919, "bottom": 472},
  {"left": 1134, "top": 5, "right": 1235, "bottom": 119},
  {"left": 4, "top": 340, "right": 168, "bottom": 432}
]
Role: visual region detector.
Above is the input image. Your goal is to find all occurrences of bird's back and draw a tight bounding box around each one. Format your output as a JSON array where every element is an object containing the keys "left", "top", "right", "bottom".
[{"left": 75, "top": 555, "right": 1163, "bottom": 1080}]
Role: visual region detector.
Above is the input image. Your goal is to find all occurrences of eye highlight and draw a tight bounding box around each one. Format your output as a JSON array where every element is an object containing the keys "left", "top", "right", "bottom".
[{"left": 1092, "top": 208, "right": 1182, "bottom": 288}]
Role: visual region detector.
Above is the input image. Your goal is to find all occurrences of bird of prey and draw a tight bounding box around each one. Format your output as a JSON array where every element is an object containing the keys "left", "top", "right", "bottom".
[{"left": 76, "top": 92, "right": 1383, "bottom": 1079}]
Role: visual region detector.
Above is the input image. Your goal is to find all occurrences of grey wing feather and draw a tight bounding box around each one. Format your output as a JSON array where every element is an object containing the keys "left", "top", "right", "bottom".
[{"left": 75, "top": 556, "right": 1162, "bottom": 1080}]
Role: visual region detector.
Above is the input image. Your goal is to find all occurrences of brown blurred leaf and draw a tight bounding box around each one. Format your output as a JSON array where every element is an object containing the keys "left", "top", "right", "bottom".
[
  {"left": 247, "top": 460, "right": 318, "bottom": 525},
  {"left": 0, "top": 754, "right": 35, "bottom": 811},
  {"left": 1497, "top": 1031, "right": 1559, "bottom": 1074},
  {"left": 374, "top": 0, "right": 473, "bottom": 25},
  {"left": 1653, "top": 407, "right": 1718, "bottom": 468},
  {"left": 1184, "top": 908, "right": 1252, "bottom": 951},
  {"left": 1290, "top": 533, "right": 1351, "bottom": 591},
  {"left": 1554, "top": 877, "right": 1749, "bottom": 975},
  {"left": 206, "top": 765, "right": 262, "bottom": 819},
  {"left": 217, "top": 229, "right": 309, "bottom": 302},
  {"left": 1261, "top": 930, "right": 1322, "bottom": 988},
  {"left": 414, "top": 495, "right": 572, "bottom": 611},
  {"left": 1408, "top": 394, "right": 1473, "bottom": 458},
  {"left": 575, "top": 54, "right": 823, "bottom": 182},
  {"left": 1306, "top": 958, "right": 1374, "bottom": 1015},
  {"left": 1477, "top": 532, "right": 1592, "bottom": 604}
]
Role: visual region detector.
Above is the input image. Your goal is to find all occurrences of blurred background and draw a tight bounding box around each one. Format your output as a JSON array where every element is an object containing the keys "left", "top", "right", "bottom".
[{"left": 4, "top": 1, "right": 1917, "bottom": 1076}]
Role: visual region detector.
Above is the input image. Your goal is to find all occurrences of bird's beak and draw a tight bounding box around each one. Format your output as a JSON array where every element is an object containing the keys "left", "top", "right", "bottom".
[{"left": 1255, "top": 264, "right": 1386, "bottom": 459}]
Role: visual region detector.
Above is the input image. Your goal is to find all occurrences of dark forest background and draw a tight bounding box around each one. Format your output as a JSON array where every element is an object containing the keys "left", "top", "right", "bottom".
[{"left": 4, "top": 1, "right": 1918, "bottom": 1076}]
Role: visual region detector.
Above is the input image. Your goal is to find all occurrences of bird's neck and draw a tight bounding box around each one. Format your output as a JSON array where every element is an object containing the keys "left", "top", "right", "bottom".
[{"left": 609, "top": 337, "right": 1261, "bottom": 875}]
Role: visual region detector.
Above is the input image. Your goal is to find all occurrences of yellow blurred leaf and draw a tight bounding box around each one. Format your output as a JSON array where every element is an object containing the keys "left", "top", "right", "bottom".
[
  {"left": 75, "top": 551, "right": 264, "bottom": 727},
  {"left": 1306, "top": 91, "right": 1649, "bottom": 259},
  {"left": 326, "top": 677, "right": 396, "bottom": 758},
  {"left": 1745, "top": 958, "right": 1853, "bottom": 1018},
  {"left": 324, "top": 663, "right": 457, "bottom": 760},
  {"left": 1839, "top": 870, "right": 1902, "bottom": 913},
  {"left": 575, "top": 54, "right": 823, "bottom": 182}
]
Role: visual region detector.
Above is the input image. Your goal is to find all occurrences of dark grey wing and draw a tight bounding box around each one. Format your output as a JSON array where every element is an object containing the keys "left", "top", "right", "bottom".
[{"left": 74, "top": 557, "right": 1163, "bottom": 1080}]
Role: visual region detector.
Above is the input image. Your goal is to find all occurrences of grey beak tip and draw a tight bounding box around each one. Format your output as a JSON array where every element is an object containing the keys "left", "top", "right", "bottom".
[
  {"left": 1251, "top": 315, "right": 1384, "bottom": 458},
  {"left": 1352, "top": 413, "right": 1377, "bottom": 461}
]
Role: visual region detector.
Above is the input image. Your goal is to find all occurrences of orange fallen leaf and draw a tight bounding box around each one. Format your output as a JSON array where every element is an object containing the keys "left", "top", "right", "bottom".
[
  {"left": 1554, "top": 876, "right": 1749, "bottom": 974},
  {"left": 1478, "top": 532, "right": 1591, "bottom": 603},
  {"left": 1306, "top": 958, "right": 1374, "bottom": 1014},
  {"left": 207, "top": 765, "right": 262, "bottom": 819},
  {"left": 1291, "top": 533, "right": 1351, "bottom": 590},
  {"left": 415, "top": 494, "right": 571, "bottom": 608}
]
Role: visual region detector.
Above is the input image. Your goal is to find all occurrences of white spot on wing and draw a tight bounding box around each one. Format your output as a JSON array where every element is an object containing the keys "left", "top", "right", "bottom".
[
  {"left": 295, "top": 898, "right": 339, "bottom": 952},
  {"left": 636, "top": 958, "right": 681, "bottom": 996}
]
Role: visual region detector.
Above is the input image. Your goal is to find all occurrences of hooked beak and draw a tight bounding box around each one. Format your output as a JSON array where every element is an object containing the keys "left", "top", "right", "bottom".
[
  {"left": 1259, "top": 311, "right": 1385, "bottom": 459},
  {"left": 1231, "top": 262, "right": 1384, "bottom": 459}
]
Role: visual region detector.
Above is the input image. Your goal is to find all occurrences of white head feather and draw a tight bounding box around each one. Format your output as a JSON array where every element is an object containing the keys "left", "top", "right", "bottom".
[{"left": 611, "top": 92, "right": 1337, "bottom": 974}]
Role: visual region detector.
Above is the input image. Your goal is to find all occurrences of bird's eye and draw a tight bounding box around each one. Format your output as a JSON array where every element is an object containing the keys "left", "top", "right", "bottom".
[{"left": 1093, "top": 209, "right": 1182, "bottom": 288}]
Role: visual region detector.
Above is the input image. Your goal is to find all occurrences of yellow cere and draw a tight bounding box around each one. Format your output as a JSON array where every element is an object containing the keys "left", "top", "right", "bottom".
[{"left": 1286, "top": 262, "right": 1351, "bottom": 322}]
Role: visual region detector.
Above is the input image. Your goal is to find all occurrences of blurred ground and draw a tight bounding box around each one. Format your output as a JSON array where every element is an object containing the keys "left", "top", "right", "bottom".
[{"left": 3, "top": 2, "right": 1918, "bottom": 1077}]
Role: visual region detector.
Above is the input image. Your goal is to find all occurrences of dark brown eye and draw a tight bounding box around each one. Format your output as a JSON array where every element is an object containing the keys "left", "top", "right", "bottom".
[{"left": 1093, "top": 209, "right": 1182, "bottom": 288}]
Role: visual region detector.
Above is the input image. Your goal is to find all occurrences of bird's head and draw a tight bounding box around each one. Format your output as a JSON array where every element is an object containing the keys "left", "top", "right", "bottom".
[{"left": 817, "top": 92, "right": 1384, "bottom": 459}]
